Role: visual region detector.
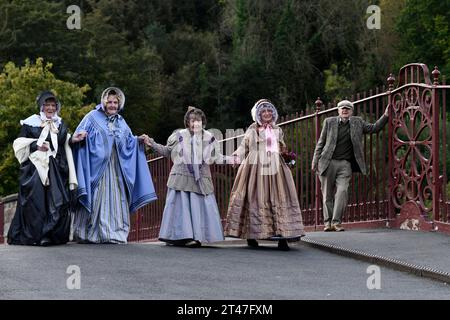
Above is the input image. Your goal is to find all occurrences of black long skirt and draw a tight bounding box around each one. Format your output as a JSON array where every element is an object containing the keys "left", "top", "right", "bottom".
[{"left": 7, "top": 157, "right": 71, "bottom": 246}]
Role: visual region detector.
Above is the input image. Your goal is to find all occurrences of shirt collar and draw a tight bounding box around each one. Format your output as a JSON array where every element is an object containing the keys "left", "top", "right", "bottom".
[{"left": 339, "top": 117, "right": 350, "bottom": 124}]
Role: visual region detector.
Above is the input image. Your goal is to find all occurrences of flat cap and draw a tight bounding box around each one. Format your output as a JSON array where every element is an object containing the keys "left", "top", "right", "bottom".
[{"left": 337, "top": 100, "right": 354, "bottom": 109}]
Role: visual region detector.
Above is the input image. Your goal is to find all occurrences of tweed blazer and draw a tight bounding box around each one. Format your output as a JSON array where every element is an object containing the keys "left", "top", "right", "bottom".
[{"left": 312, "top": 115, "right": 388, "bottom": 175}]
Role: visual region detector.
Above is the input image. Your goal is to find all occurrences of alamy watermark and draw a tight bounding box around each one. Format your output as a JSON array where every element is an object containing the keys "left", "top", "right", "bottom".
[
  {"left": 366, "top": 265, "right": 381, "bottom": 290},
  {"left": 366, "top": 5, "right": 381, "bottom": 30},
  {"left": 66, "top": 265, "right": 81, "bottom": 290},
  {"left": 66, "top": 5, "right": 81, "bottom": 30},
  {"left": 65, "top": 5, "right": 380, "bottom": 31}
]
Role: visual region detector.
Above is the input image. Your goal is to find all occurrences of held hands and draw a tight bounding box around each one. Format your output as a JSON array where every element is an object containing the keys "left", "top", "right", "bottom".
[
  {"left": 72, "top": 131, "right": 88, "bottom": 143},
  {"left": 138, "top": 134, "right": 154, "bottom": 147},
  {"left": 138, "top": 134, "right": 148, "bottom": 144},
  {"left": 232, "top": 154, "right": 241, "bottom": 168}
]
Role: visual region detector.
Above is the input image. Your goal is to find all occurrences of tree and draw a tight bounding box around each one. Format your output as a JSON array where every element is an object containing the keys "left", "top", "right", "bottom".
[
  {"left": 0, "top": 0, "right": 86, "bottom": 80},
  {"left": 1, "top": 0, "right": 431, "bottom": 149},
  {"left": 218, "top": 0, "right": 377, "bottom": 125},
  {"left": 396, "top": 0, "right": 450, "bottom": 76},
  {"left": 0, "top": 58, "right": 92, "bottom": 196}
]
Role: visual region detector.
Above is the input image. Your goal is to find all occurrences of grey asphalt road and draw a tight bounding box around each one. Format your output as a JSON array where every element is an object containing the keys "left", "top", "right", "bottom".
[
  {"left": 0, "top": 240, "right": 449, "bottom": 300},
  {"left": 304, "top": 229, "right": 450, "bottom": 274}
]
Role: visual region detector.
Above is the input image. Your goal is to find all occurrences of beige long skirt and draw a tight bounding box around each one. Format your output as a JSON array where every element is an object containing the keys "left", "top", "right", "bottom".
[{"left": 225, "top": 152, "right": 305, "bottom": 240}]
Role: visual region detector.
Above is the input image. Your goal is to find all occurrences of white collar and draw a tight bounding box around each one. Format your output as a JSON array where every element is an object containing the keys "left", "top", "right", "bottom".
[{"left": 20, "top": 113, "right": 62, "bottom": 128}]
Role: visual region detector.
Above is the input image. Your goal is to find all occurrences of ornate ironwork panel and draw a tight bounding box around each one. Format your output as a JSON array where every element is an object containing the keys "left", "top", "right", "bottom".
[{"left": 390, "top": 64, "right": 436, "bottom": 216}]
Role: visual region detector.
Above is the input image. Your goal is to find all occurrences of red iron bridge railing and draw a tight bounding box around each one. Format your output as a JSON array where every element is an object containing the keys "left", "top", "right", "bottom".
[{"left": 126, "top": 63, "right": 450, "bottom": 242}]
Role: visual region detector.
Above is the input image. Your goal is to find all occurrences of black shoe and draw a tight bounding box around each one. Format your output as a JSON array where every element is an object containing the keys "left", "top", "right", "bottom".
[
  {"left": 40, "top": 237, "right": 52, "bottom": 247},
  {"left": 185, "top": 240, "right": 201, "bottom": 248},
  {"left": 277, "top": 239, "right": 290, "bottom": 251},
  {"left": 247, "top": 239, "right": 259, "bottom": 248},
  {"left": 161, "top": 239, "right": 188, "bottom": 247}
]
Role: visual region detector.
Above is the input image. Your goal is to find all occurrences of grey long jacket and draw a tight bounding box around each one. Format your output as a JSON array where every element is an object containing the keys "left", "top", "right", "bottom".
[
  {"left": 150, "top": 128, "right": 230, "bottom": 195},
  {"left": 312, "top": 115, "right": 388, "bottom": 176}
]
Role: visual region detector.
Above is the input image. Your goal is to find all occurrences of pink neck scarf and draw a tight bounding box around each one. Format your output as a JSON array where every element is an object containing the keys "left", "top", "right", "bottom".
[{"left": 260, "top": 124, "right": 279, "bottom": 153}]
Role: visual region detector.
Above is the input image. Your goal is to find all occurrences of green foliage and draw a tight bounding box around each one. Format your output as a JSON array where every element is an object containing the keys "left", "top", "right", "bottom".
[
  {"left": 447, "top": 181, "right": 450, "bottom": 199},
  {"left": 324, "top": 64, "right": 353, "bottom": 102},
  {"left": 0, "top": 0, "right": 449, "bottom": 199},
  {"left": 396, "top": 0, "right": 450, "bottom": 76},
  {"left": 0, "top": 0, "right": 82, "bottom": 78},
  {"left": 219, "top": 0, "right": 388, "bottom": 126},
  {"left": 444, "top": 118, "right": 450, "bottom": 180},
  {"left": 0, "top": 58, "right": 92, "bottom": 196},
  {"left": 0, "top": 0, "right": 430, "bottom": 137}
]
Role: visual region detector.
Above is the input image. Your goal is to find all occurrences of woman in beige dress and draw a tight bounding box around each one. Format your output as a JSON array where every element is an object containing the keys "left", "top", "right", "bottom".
[{"left": 225, "top": 99, "right": 305, "bottom": 250}]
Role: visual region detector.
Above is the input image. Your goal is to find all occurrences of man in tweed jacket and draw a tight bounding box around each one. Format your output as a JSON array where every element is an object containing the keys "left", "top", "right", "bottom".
[{"left": 312, "top": 100, "right": 390, "bottom": 231}]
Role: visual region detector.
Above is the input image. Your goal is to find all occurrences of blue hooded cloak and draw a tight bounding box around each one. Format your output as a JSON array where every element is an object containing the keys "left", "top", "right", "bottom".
[{"left": 73, "top": 107, "right": 157, "bottom": 214}]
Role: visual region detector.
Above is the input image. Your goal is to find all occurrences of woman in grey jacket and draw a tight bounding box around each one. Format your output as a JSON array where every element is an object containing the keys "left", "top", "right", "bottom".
[{"left": 146, "top": 107, "right": 233, "bottom": 247}]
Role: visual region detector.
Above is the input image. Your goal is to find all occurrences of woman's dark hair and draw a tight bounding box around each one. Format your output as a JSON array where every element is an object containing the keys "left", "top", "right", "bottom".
[
  {"left": 44, "top": 97, "right": 57, "bottom": 104},
  {"left": 184, "top": 106, "right": 207, "bottom": 128}
]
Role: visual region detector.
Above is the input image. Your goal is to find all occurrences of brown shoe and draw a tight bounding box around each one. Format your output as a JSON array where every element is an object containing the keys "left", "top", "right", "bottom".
[
  {"left": 324, "top": 224, "right": 334, "bottom": 232},
  {"left": 332, "top": 224, "right": 345, "bottom": 232}
]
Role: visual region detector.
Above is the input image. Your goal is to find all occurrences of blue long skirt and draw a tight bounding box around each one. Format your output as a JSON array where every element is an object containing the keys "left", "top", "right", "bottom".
[
  {"left": 72, "top": 147, "right": 129, "bottom": 243},
  {"left": 159, "top": 188, "right": 224, "bottom": 244}
]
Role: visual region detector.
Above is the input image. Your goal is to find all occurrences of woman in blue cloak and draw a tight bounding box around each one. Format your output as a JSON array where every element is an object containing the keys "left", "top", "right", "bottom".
[{"left": 71, "top": 87, "right": 157, "bottom": 243}]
